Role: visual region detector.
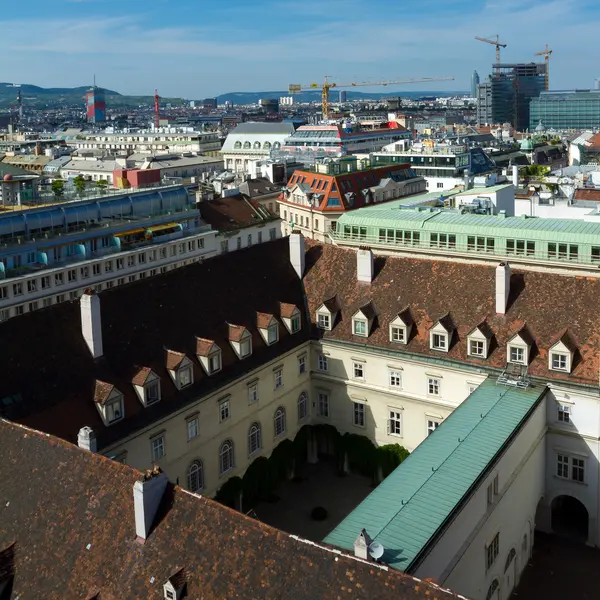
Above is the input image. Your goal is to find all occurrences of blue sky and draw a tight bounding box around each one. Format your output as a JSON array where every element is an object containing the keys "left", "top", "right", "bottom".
[{"left": 0, "top": 0, "right": 597, "bottom": 98}]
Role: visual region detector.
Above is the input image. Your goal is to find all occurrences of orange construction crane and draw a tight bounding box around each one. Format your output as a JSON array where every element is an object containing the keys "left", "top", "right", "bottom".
[
  {"left": 535, "top": 44, "right": 553, "bottom": 91},
  {"left": 475, "top": 35, "right": 507, "bottom": 64},
  {"left": 289, "top": 75, "right": 455, "bottom": 121}
]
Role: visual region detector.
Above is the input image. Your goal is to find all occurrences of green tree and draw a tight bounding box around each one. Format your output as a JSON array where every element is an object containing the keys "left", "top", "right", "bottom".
[
  {"left": 73, "top": 175, "right": 87, "bottom": 198},
  {"left": 51, "top": 179, "right": 64, "bottom": 200},
  {"left": 96, "top": 179, "right": 109, "bottom": 194}
]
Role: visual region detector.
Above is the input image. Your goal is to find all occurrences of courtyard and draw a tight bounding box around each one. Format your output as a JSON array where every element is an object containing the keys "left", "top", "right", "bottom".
[
  {"left": 512, "top": 532, "right": 600, "bottom": 600},
  {"left": 252, "top": 459, "right": 374, "bottom": 542}
]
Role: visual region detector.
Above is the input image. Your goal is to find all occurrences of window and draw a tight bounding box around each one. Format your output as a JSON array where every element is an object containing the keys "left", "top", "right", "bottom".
[
  {"left": 116, "top": 258, "right": 124, "bottom": 270},
  {"left": 219, "top": 398, "right": 230, "bottom": 422},
  {"left": 248, "top": 382, "right": 258, "bottom": 404},
  {"left": 106, "top": 397, "right": 123, "bottom": 423},
  {"left": 29, "top": 301, "right": 39, "bottom": 312},
  {"left": 353, "top": 362, "right": 364, "bottom": 379},
  {"left": 427, "top": 419, "right": 440, "bottom": 436},
  {"left": 551, "top": 353, "right": 568, "bottom": 371},
  {"left": 247, "top": 234, "right": 252, "bottom": 247},
  {"left": 274, "top": 407, "right": 286, "bottom": 437},
  {"left": 187, "top": 416, "right": 199, "bottom": 440},
  {"left": 12, "top": 282, "right": 23, "bottom": 296},
  {"left": 105, "top": 261, "right": 113, "bottom": 273},
  {"left": 219, "top": 440, "right": 234, "bottom": 475},
  {"left": 353, "top": 319, "right": 367, "bottom": 337},
  {"left": 557, "top": 453, "right": 585, "bottom": 482},
  {"left": 317, "top": 313, "right": 330, "bottom": 329},
  {"left": 486, "top": 580, "right": 499, "bottom": 600},
  {"left": 485, "top": 533, "right": 499, "bottom": 571},
  {"left": 93, "top": 264, "right": 101, "bottom": 275},
  {"left": 236, "top": 237, "right": 242, "bottom": 250},
  {"left": 353, "top": 402, "right": 365, "bottom": 427},
  {"left": 572, "top": 457, "right": 585, "bottom": 482},
  {"left": 188, "top": 240, "right": 196, "bottom": 252},
  {"left": 469, "top": 339, "right": 485, "bottom": 357},
  {"left": 208, "top": 351, "right": 222, "bottom": 374},
  {"left": 509, "top": 346, "right": 525, "bottom": 364},
  {"left": 267, "top": 323, "right": 278, "bottom": 345},
  {"left": 54, "top": 273, "right": 64, "bottom": 286},
  {"left": 298, "top": 355, "right": 307, "bottom": 374},
  {"left": 557, "top": 453, "right": 569, "bottom": 478},
  {"left": 389, "top": 370, "right": 402, "bottom": 388},
  {"left": 274, "top": 368, "right": 283, "bottom": 389},
  {"left": 240, "top": 338, "right": 252, "bottom": 358},
  {"left": 432, "top": 333, "right": 447, "bottom": 351},
  {"left": 487, "top": 474, "right": 499, "bottom": 505},
  {"left": 0, "top": 286, "right": 6, "bottom": 299},
  {"left": 317, "top": 354, "right": 329, "bottom": 371},
  {"left": 179, "top": 366, "right": 192, "bottom": 388},
  {"left": 187, "top": 460, "right": 204, "bottom": 492},
  {"left": 258, "top": 231, "right": 263, "bottom": 243},
  {"left": 27, "top": 279, "right": 37, "bottom": 293},
  {"left": 298, "top": 392, "right": 308, "bottom": 421},
  {"left": 558, "top": 404, "right": 570, "bottom": 423},
  {"left": 151, "top": 435, "right": 165, "bottom": 461},
  {"left": 291, "top": 315, "right": 301, "bottom": 333},
  {"left": 318, "top": 392, "right": 330, "bottom": 417},
  {"left": 145, "top": 381, "right": 160, "bottom": 404},
  {"left": 220, "top": 240, "right": 228, "bottom": 253},
  {"left": 127, "top": 256, "right": 136, "bottom": 267},
  {"left": 428, "top": 377, "right": 440, "bottom": 396},
  {"left": 388, "top": 410, "right": 402, "bottom": 436},
  {"left": 391, "top": 326, "right": 405, "bottom": 343},
  {"left": 248, "top": 422, "right": 262, "bottom": 456}
]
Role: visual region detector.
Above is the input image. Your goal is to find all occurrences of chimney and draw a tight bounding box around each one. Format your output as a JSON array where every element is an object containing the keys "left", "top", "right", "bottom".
[
  {"left": 289, "top": 230, "right": 305, "bottom": 279},
  {"left": 81, "top": 289, "right": 103, "bottom": 358},
  {"left": 512, "top": 165, "right": 519, "bottom": 188},
  {"left": 134, "top": 467, "right": 169, "bottom": 542},
  {"left": 357, "top": 246, "right": 374, "bottom": 283},
  {"left": 354, "top": 528, "right": 373, "bottom": 559},
  {"left": 495, "top": 262, "right": 511, "bottom": 315},
  {"left": 77, "top": 426, "right": 97, "bottom": 452}
]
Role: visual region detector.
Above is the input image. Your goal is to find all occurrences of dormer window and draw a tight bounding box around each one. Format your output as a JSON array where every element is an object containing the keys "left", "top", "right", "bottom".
[
  {"left": 318, "top": 313, "right": 331, "bottom": 330},
  {"left": 467, "top": 323, "right": 492, "bottom": 359},
  {"left": 229, "top": 324, "right": 252, "bottom": 359},
  {"left": 94, "top": 380, "right": 124, "bottom": 426},
  {"left": 391, "top": 326, "right": 405, "bottom": 343},
  {"left": 509, "top": 346, "right": 525, "bottom": 364},
  {"left": 432, "top": 333, "right": 447, "bottom": 351},
  {"left": 132, "top": 367, "right": 161, "bottom": 407},
  {"left": 196, "top": 338, "right": 223, "bottom": 375},
  {"left": 429, "top": 315, "right": 454, "bottom": 354},
  {"left": 353, "top": 318, "right": 367, "bottom": 336},
  {"left": 389, "top": 309, "right": 412, "bottom": 345},
  {"left": 257, "top": 313, "right": 279, "bottom": 345},
  {"left": 166, "top": 350, "right": 195, "bottom": 389},
  {"left": 316, "top": 296, "right": 340, "bottom": 332},
  {"left": 291, "top": 315, "right": 301, "bottom": 332},
  {"left": 351, "top": 303, "right": 375, "bottom": 338},
  {"left": 179, "top": 366, "right": 192, "bottom": 387},
  {"left": 549, "top": 333, "right": 575, "bottom": 374},
  {"left": 507, "top": 329, "right": 532, "bottom": 366}
]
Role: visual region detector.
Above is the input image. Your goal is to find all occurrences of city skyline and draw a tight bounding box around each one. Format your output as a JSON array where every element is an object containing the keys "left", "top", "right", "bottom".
[{"left": 0, "top": 0, "right": 598, "bottom": 98}]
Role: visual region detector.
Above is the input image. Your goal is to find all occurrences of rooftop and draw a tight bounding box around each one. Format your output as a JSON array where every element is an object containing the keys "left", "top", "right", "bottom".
[
  {"left": 198, "top": 194, "right": 278, "bottom": 231},
  {"left": 0, "top": 418, "right": 464, "bottom": 599},
  {"left": 324, "top": 379, "right": 545, "bottom": 571}
]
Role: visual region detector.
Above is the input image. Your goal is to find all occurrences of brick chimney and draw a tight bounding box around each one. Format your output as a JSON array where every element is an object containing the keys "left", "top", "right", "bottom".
[
  {"left": 495, "top": 262, "right": 511, "bottom": 315},
  {"left": 81, "top": 289, "right": 103, "bottom": 358},
  {"left": 134, "top": 466, "right": 168, "bottom": 542},
  {"left": 357, "top": 246, "right": 374, "bottom": 283},
  {"left": 289, "top": 230, "right": 305, "bottom": 279},
  {"left": 77, "top": 426, "right": 97, "bottom": 452}
]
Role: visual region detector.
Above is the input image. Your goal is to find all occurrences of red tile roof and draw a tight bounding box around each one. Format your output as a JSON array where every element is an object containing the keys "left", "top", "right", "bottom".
[
  {"left": 0, "top": 418, "right": 465, "bottom": 600},
  {"left": 195, "top": 337, "right": 216, "bottom": 357},
  {"left": 199, "top": 194, "right": 277, "bottom": 231},
  {"left": 573, "top": 188, "right": 600, "bottom": 202},
  {"left": 228, "top": 324, "right": 248, "bottom": 342},
  {"left": 94, "top": 380, "right": 115, "bottom": 406},
  {"left": 256, "top": 312, "right": 275, "bottom": 329},
  {"left": 165, "top": 350, "right": 186, "bottom": 371},
  {"left": 279, "top": 302, "right": 298, "bottom": 318},
  {"left": 132, "top": 366, "right": 153, "bottom": 386},
  {"left": 302, "top": 241, "right": 600, "bottom": 385}
]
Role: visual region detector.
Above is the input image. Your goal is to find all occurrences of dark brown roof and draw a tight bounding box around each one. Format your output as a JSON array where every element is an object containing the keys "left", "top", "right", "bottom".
[
  {"left": 0, "top": 238, "right": 308, "bottom": 449},
  {"left": 573, "top": 188, "right": 600, "bottom": 202},
  {"left": 199, "top": 194, "right": 277, "bottom": 231},
  {"left": 238, "top": 177, "right": 282, "bottom": 199},
  {"left": 322, "top": 296, "right": 340, "bottom": 313},
  {"left": 356, "top": 301, "right": 377, "bottom": 320},
  {"left": 93, "top": 380, "right": 115, "bottom": 406},
  {"left": 280, "top": 302, "right": 298, "bottom": 318},
  {"left": 0, "top": 419, "right": 464, "bottom": 600},
  {"left": 165, "top": 350, "right": 186, "bottom": 371},
  {"left": 303, "top": 241, "right": 600, "bottom": 385}
]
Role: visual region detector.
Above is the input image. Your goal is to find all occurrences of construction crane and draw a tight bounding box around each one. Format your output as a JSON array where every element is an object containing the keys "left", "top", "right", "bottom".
[
  {"left": 475, "top": 35, "right": 507, "bottom": 64},
  {"left": 535, "top": 44, "right": 553, "bottom": 91},
  {"left": 154, "top": 89, "right": 160, "bottom": 128},
  {"left": 289, "top": 75, "right": 455, "bottom": 121}
]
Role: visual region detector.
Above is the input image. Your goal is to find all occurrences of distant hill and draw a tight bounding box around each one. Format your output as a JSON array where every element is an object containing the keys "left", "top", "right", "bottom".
[
  {"left": 216, "top": 90, "right": 466, "bottom": 105},
  {"left": 0, "top": 82, "right": 121, "bottom": 98}
]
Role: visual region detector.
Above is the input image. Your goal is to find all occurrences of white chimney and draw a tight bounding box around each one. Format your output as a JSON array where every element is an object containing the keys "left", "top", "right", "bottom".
[
  {"left": 354, "top": 529, "right": 372, "bottom": 559},
  {"left": 134, "top": 468, "right": 169, "bottom": 542},
  {"left": 357, "top": 247, "right": 374, "bottom": 283},
  {"left": 77, "top": 426, "right": 97, "bottom": 452},
  {"left": 289, "top": 231, "right": 305, "bottom": 279},
  {"left": 81, "top": 290, "right": 103, "bottom": 358},
  {"left": 512, "top": 165, "right": 519, "bottom": 187},
  {"left": 495, "top": 262, "right": 511, "bottom": 315}
]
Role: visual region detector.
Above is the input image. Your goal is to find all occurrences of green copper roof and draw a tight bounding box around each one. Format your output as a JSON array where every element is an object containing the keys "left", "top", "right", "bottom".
[
  {"left": 337, "top": 206, "right": 600, "bottom": 244},
  {"left": 323, "top": 378, "right": 545, "bottom": 572}
]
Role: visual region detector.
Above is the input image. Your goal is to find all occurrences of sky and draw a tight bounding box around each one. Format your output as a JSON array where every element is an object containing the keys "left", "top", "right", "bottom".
[{"left": 0, "top": 0, "right": 598, "bottom": 98}]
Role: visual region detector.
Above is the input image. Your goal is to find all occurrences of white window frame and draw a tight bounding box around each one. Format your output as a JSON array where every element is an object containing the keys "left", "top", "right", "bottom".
[
  {"left": 267, "top": 322, "right": 279, "bottom": 345},
  {"left": 106, "top": 397, "right": 124, "bottom": 423},
  {"left": 431, "top": 332, "right": 448, "bottom": 351},
  {"left": 556, "top": 452, "right": 585, "bottom": 483},
  {"left": 318, "top": 392, "right": 330, "bottom": 417},
  {"left": 427, "top": 419, "right": 440, "bottom": 436},
  {"left": 240, "top": 337, "right": 252, "bottom": 358},
  {"left": 353, "top": 318, "right": 368, "bottom": 337},
  {"left": 274, "top": 407, "right": 286, "bottom": 437},
  {"left": 298, "top": 392, "right": 308, "bottom": 421},
  {"left": 151, "top": 435, "right": 165, "bottom": 461},
  {"left": 219, "top": 398, "right": 230, "bottom": 422},
  {"left": 208, "top": 350, "right": 222, "bottom": 374},
  {"left": 291, "top": 315, "right": 301, "bottom": 333},
  {"left": 468, "top": 339, "right": 485, "bottom": 358},
  {"left": 485, "top": 533, "right": 499, "bottom": 571},
  {"left": 353, "top": 402, "right": 365, "bottom": 427},
  {"left": 317, "top": 312, "right": 331, "bottom": 330},
  {"left": 298, "top": 355, "right": 307, "bottom": 374},
  {"left": 317, "top": 354, "right": 328, "bottom": 371},
  {"left": 353, "top": 362, "right": 364, "bottom": 380},
  {"left": 508, "top": 345, "right": 526, "bottom": 364},
  {"left": 557, "top": 404, "right": 571, "bottom": 423},
  {"left": 389, "top": 370, "right": 402, "bottom": 389},
  {"left": 187, "top": 460, "right": 204, "bottom": 493},
  {"left": 428, "top": 377, "right": 440, "bottom": 396},
  {"left": 248, "top": 382, "right": 259, "bottom": 404},
  {"left": 219, "top": 440, "right": 234, "bottom": 475},
  {"left": 390, "top": 325, "right": 406, "bottom": 344},
  {"left": 187, "top": 415, "right": 199, "bottom": 440},
  {"left": 388, "top": 410, "right": 402, "bottom": 436},
  {"left": 248, "top": 422, "right": 261, "bottom": 456},
  {"left": 144, "top": 380, "right": 161, "bottom": 405},
  {"left": 274, "top": 368, "right": 283, "bottom": 389},
  {"left": 178, "top": 366, "right": 192, "bottom": 388},
  {"left": 551, "top": 352, "right": 569, "bottom": 372}
]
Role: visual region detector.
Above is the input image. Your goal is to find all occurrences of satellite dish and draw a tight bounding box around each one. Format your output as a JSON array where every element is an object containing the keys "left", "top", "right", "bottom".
[{"left": 368, "top": 541, "right": 385, "bottom": 560}]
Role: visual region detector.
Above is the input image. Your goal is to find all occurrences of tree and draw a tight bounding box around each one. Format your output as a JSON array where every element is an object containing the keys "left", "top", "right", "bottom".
[
  {"left": 96, "top": 179, "right": 109, "bottom": 194},
  {"left": 51, "top": 179, "right": 64, "bottom": 199},
  {"left": 73, "top": 175, "right": 87, "bottom": 198}
]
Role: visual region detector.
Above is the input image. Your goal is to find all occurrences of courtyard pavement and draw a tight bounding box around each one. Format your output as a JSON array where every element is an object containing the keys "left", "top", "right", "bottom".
[
  {"left": 252, "top": 460, "right": 374, "bottom": 542},
  {"left": 512, "top": 532, "right": 600, "bottom": 600}
]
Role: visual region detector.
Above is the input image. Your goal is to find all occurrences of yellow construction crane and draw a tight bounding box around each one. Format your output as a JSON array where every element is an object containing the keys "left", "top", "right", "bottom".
[
  {"left": 535, "top": 44, "right": 553, "bottom": 91},
  {"left": 475, "top": 35, "right": 507, "bottom": 64},
  {"left": 288, "top": 75, "right": 455, "bottom": 121}
]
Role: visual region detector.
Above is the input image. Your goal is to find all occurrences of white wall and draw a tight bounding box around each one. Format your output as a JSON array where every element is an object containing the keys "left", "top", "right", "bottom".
[{"left": 216, "top": 222, "right": 281, "bottom": 254}]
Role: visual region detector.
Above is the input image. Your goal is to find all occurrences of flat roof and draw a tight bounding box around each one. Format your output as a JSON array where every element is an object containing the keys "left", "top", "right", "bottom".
[{"left": 324, "top": 378, "right": 545, "bottom": 572}]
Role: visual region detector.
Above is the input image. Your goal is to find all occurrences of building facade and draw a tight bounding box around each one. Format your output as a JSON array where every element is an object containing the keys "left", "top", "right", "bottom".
[
  {"left": 530, "top": 90, "right": 600, "bottom": 131},
  {"left": 86, "top": 86, "right": 106, "bottom": 123}
]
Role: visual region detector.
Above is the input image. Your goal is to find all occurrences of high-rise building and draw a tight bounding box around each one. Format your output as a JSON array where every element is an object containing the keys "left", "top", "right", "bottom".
[
  {"left": 202, "top": 98, "right": 218, "bottom": 110},
  {"left": 471, "top": 71, "right": 480, "bottom": 99},
  {"left": 529, "top": 89, "right": 600, "bottom": 130},
  {"left": 339, "top": 90, "right": 347, "bottom": 103},
  {"left": 476, "top": 63, "right": 545, "bottom": 130},
  {"left": 85, "top": 86, "right": 106, "bottom": 123},
  {"left": 259, "top": 98, "right": 280, "bottom": 115}
]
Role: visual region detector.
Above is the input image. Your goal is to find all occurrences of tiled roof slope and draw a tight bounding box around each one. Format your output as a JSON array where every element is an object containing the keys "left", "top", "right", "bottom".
[
  {"left": 302, "top": 241, "right": 600, "bottom": 385},
  {"left": 0, "top": 238, "right": 308, "bottom": 449},
  {"left": 0, "top": 419, "right": 465, "bottom": 600},
  {"left": 199, "top": 194, "right": 278, "bottom": 231}
]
